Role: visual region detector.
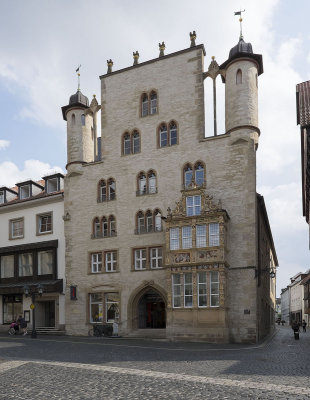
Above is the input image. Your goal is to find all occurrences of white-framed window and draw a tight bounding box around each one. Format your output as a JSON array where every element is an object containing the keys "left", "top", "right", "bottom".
[
  {"left": 195, "top": 163, "right": 204, "bottom": 186},
  {"left": 105, "top": 251, "right": 117, "bottom": 272},
  {"left": 170, "top": 227, "right": 179, "bottom": 250},
  {"left": 133, "top": 131, "right": 140, "bottom": 154},
  {"left": 0, "top": 190, "right": 4, "bottom": 203},
  {"left": 209, "top": 223, "right": 219, "bottom": 246},
  {"left": 0, "top": 255, "right": 14, "bottom": 278},
  {"left": 18, "top": 253, "right": 33, "bottom": 277},
  {"left": 91, "top": 253, "right": 102, "bottom": 273},
  {"left": 46, "top": 178, "right": 58, "bottom": 193},
  {"left": 138, "top": 173, "right": 146, "bottom": 194},
  {"left": 137, "top": 212, "right": 145, "bottom": 234},
  {"left": 106, "top": 293, "right": 119, "bottom": 323},
  {"left": 198, "top": 271, "right": 207, "bottom": 307},
  {"left": 150, "top": 92, "right": 157, "bottom": 114},
  {"left": 141, "top": 94, "right": 148, "bottom": 117},
  {"left": 108, "top": 179, "right": 116, "bottom": 200},
  {"left": 93, "top": 218, "right": 101, "bottom": 237},
  {"left": 150, "top": 247, "right": 162, "bottom": 269},
  {"left": 124, "top": 133, "right": 131, "bottom": 154},
  {"left": 148, "top": 171, "right": 156, "bottom": 194},
  {"left": 169, "top": 121, "right": 177, "bottom": 145},
  {"left": 134, "top": 249, "right": 146, "bottom": 270},
  {"left": 146, "top": 211, "right": 153, "bottom": 232},
  {"left": 184, "top": 273, "right": 193, "bottom": 307},
  {"left": 186, "top": 195, "right": 201, "bottom": 216},
  {"left": 172, "top": 274, "right": 181, "bottom": 308},
  {"left": 99, "top": 180, "right": 107, "bottom": 201},
  {"left": 159, "top": 124, "right": 168, "bottom": 147},
  {"left": 182, "top": 226, "right": 192, "bottom": 249},
  {"left": 196, "top": 224, "right": 206, "bottom": 248},
  {"left": 184, "top": 165, "right": 193, "bottom": 188},
  {"left": 10, "top": 218, "right": 24, "bottom": 239},
  {"left": 38, "top": 213, "right": 52, "bottom": 234},
  {"left": 155, "top": 211, "right": 162, "bottom": 231},
  {"left": 20, "top": 185, "right": 30, "bottom": 199},
  {"left": 210, "top": 271, "right": 219, "bottom": 307},
  {"left": 37, "top": 250, "right": 53, "bottom": 275},
  {"left": 90, "top": 293, "right": 103, "bottom": 323}
]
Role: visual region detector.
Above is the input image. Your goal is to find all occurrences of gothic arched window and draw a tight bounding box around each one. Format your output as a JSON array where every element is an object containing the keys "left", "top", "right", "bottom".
[
  {"left": 169, "top": 121, "right": 178, "bottom": 145},
  {"left": 137, "top": 211, "right": 145, "bottom": 234},
  {"left": 184, "top": 164, "right": 193, "bottom": 188},
  {"left": 195, "top": 162, "right": 204, "bottom": 186},
  {"left": 98, "top": 180, "right": 106, "bottom": 202},
  {"left": 93, "top": 218, "right": 101, "bottom": 238},
  {"left": 154, "top": 209, "right": 162, "bottom": 232},
  {"left": 132, "top": 131, "right": 140, "bottom": 154},
  {"left": 150, "top": 91, "right": 157, "bottom": 114},
  {"left": 123, "top": 133, "right": 131, "bottom": 155},
  {"left": 108, "top": 178, "right": 116, "bottom": 200},
  {"left": 72, "top": 113, "right": 76, "bottom": 125},
  {"left": 109, "top": 215, "right": 116, "bottom": 236},
  {"left": 159, "top": 124, "right": 168, "bottom": 147},
  {"left": 102, "top": 217, "right": 108, "bottom": 237},
  {"left": 141, "top": 93, "right": 148, "bottom": 117},
  {"left": 81, "top": 114, "right": 86, "bottom": 126},
  {"left": 138, "top": 172, "right": 146, "bottom": 195},
  {"left": 148, "top": 170, "right": 156, "bottom": 194}
]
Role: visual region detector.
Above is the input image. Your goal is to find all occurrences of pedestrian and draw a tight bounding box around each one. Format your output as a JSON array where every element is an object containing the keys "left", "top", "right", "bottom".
[
  {"left": 292, "top": 320, "right": 300, "bottom": 340},
  {"left": 17, "top": 315, "right": 28, "bottom": 336},
  {"left": 302, "top": 319, "right": 307, "bottom": 333}
]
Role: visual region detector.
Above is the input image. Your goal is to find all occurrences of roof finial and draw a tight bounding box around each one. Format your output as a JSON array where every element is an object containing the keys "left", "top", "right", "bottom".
[
  {"left": 76, "top": 65, "right": 81, "bottom": 91},
  {"left": 189, "top": 31, "right": 196, "bottom": 47},
  {"left": 234, "top": 9, "right": 245, "bottom": 40}
]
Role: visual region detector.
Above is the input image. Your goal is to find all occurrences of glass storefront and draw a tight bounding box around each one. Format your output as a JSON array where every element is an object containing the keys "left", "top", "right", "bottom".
[{"left": 3, "top": 295, "right": 23, "bottom": 323}]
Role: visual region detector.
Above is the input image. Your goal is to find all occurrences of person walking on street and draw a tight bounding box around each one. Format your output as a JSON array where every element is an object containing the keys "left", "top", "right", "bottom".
[
  {"left": 17, "top": 315, "right": 28, "bottom": 336},
  {"left": 302, "top": 319, "right": 307, "bottom": 333}
]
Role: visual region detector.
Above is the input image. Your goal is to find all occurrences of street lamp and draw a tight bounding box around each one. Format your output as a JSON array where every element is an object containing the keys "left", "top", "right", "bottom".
[{"left": 24, "top": 284, "right": 44, "bottom": 338}]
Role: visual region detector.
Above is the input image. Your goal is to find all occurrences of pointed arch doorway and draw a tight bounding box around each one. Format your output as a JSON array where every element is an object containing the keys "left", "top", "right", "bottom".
[{"left": 137, "top": 289, "right": 166, "bottom": 329}]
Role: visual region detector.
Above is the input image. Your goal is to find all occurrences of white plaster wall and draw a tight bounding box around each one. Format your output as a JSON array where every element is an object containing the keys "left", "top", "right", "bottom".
[{"left": 0, "top": 195, "right": 66, "bottom": 327}]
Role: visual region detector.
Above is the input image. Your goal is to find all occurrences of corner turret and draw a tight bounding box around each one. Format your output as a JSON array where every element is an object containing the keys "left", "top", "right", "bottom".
[{"left": 220, "top": 37, "right": 263, "bottom": 147}]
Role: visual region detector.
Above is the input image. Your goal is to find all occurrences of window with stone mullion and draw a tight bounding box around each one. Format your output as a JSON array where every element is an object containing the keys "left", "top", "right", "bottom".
[
  {"left": 135, "top": 249, "right": 146, "bottom": 270},
  {"left": 182, "top": 226, "right": 192, "bottom": 249}
]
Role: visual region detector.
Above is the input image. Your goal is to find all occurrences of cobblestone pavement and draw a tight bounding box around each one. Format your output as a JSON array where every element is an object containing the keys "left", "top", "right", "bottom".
[{"left": 0, "top": 325, "right": 309, "bottom": 399}]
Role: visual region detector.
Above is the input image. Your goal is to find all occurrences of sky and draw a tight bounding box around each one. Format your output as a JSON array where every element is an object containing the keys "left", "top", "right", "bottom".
[{"left": 0, "top": 0, "right": 309, "bottom": 296}]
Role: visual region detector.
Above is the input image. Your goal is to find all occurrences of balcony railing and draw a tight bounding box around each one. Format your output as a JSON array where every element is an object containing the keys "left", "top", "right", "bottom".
[
  {"left": 182, "top": 180, "right": 206, "bottom": 191},
  {"left": 97, "top": 194, "right": 116, "bottom": 203},
  {"left": 136, "top": 187, "right": 158, "bottom": 196},
  {"left": 91, "top": 231, "right": 117, "bottom": 239},
  {"left": 134, "top": 226, "right": 163, "bottom": 235}
]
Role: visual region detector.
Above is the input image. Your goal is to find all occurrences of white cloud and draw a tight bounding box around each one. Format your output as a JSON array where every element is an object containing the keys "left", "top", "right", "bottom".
[
  {"left": 0, "top": 160, "right": 63, "bottom": 188},
  {"left": 0, "top": 140, "right": 10, "bottom": 150}
]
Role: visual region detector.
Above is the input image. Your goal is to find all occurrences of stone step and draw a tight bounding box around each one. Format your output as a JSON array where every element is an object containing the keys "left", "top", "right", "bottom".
[{"left": 32, "top": 327, "right": 65, "bottom": 335}]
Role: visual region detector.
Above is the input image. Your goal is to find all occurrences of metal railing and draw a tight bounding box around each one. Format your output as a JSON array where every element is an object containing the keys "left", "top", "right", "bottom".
[
  {"left": 91, "top": 231, "right": 117, "bottom": 239},
  {"left": 134, "top": 226, "right": 163, "bottom": 235}
]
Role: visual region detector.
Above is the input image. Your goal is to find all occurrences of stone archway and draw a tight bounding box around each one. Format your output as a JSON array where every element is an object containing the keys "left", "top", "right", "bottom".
[
  {"left": 137, "top": 289, "right": 166, "bottom": 329},
  {"left": 128, "top": 283, "right": 167, "bottom": 330}
]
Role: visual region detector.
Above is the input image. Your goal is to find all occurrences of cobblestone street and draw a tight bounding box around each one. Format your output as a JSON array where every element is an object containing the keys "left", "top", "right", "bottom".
[{"left": 0, "top": 325, "right": 309, "bottom": 399}]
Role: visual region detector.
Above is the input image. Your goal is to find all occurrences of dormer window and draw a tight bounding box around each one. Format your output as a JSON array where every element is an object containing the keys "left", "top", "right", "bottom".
[
  {"left": 46, "top": 178, "right": 58, "bottom": 193},
  {"left": 20, "top": 185, "right": 30, "bottom": 199},
  {"left": 186, "top": 195, "right": 201, "bottom": 216}
]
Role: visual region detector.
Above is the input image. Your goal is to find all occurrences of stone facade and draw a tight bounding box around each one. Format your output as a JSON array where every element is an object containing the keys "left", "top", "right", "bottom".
[{"left": 63, "top": 37, "right": 277, "bottom": 343}]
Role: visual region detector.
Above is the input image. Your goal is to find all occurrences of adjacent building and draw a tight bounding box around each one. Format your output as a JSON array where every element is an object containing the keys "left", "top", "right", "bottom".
[
  {"left": 296, "top": 80, "right": 310, "bottom": 245},
  {"left": 62, "top": 33, "right": 277, "bottom": 343},
  {"left": 0, "top": 174, "right": 65, "bottom": 332}
]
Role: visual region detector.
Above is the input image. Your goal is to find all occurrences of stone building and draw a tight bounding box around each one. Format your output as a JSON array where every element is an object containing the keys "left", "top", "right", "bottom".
[
  {"left": 296, "top": 80, "right": 310, "bottom": 245},
  {"left": 62, "top": 33, "right": 277, "bottom": 343},
  {"left": 0, "top": 174, "right": 66, "bottom": 333}
]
